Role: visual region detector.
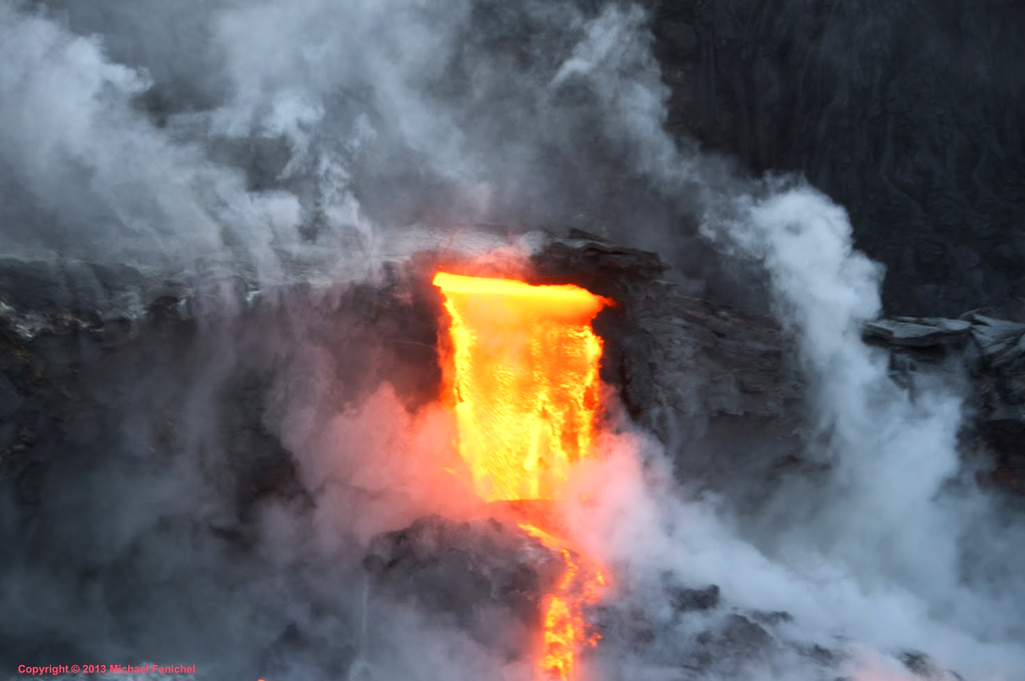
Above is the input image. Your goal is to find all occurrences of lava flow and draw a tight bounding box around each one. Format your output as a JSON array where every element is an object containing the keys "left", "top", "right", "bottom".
[{"left": 432, "top": 271, "right": 610, "bottom": 681}]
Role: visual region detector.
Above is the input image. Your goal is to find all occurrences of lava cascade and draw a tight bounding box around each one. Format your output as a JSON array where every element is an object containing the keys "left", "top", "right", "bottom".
[{"left": 432, "top": 271, "right": 610, "bottom": 681}]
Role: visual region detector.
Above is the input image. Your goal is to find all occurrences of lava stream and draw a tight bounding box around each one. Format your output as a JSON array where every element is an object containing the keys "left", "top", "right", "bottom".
[
  {"left": 433, "top": 271, "right": 610, "bottom": 681},
  {"left": 519, "top": 523, "right": 607, "bottom": 681}
]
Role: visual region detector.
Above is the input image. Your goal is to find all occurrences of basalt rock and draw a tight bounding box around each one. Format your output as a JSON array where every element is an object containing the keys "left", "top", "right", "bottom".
[
  {"left": 864, "top": 313, "right": 1025, "bottom": 496},
  {"left": 527, "top": 236, "right": 807, "bottom": 500},
  {"left": 363, "top": 515, "right": 566, "bottom": 658},
  {"left": 864, "top": 318, "right": 974, "bottom": 349},
  {"left": 900, "top": 650, "right": 967, "bottom": 681},
  {"left": 668, "top": 584, "right": 721, "bottom": 613},
  {"left": 691, "top": 614, "right": 776, "bottom": 671},
  {"left": 594, "top": 587, "right": 796, "bottom": 678}
]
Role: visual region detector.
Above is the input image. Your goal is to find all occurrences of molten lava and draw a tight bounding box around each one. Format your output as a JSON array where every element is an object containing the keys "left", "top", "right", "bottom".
[
  {"left": 431, "top": 272, "right": 608, "bottom": 503},
  {"left": 433, "top": 271, "right": 610, "bottom": 681},
  {"left": 519, "top": 524, "right": 607, "bottom": 680}
]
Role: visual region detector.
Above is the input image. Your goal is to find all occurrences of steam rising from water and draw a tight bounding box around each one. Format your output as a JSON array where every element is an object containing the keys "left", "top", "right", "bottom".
[{"left": 1, "top": 0, "right": 1023, "bottom": 680}]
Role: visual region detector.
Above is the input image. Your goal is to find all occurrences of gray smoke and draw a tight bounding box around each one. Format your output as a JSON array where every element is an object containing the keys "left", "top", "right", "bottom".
[{"left": 1, "top": 0, "right": 1023, "bottom": 680}]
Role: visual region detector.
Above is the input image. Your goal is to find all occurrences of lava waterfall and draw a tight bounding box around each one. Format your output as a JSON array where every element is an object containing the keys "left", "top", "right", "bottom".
[{"left": 433, "top": 271, "right": 610, "bottom": 681}]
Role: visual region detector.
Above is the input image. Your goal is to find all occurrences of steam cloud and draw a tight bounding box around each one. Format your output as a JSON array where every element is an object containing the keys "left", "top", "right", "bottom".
[{"left": 1, "top": 1, "right": 1023, "bottom": 680}]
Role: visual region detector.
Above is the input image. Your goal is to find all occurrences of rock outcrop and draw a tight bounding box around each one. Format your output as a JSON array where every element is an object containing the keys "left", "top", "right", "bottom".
[
  {"left": 866, "top": 313, "right": 1025, "bottom": 495},
  {"left": 646, "top": 0, "right": 1025, "bottom": 317},
  {"left": 364, "top": 515, "right": 566, "bottom": 658}
]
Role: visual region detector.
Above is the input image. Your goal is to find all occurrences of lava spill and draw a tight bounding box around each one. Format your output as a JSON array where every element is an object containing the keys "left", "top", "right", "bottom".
[
  {"left": 519, "top": 523, "right": 608, "bottom": 681},
  {"left": 432, "top": 271, "right": 610, "bottom": 681}
]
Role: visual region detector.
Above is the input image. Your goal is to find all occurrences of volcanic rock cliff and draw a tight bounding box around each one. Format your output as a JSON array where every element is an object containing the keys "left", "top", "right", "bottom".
[
  {"left": 3, "top": 233, "right": 1022, "bottom": 527},
  {"left": 2, "top": 233, "right": 1018, "bottom": 678}
]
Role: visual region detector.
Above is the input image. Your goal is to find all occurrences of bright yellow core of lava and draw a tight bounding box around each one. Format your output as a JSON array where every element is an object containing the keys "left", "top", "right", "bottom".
[
  {"left": 432, "top": 271, "right": 609, "bottom": 503},
  {"left": 433, "top": 271, "right": 610, "bottom": 681}
]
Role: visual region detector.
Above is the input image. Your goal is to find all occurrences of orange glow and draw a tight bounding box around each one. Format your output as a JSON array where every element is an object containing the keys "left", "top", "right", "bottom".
[
  {"left": 433, "top": 271, "right": 610, "bottom": 681},
  {"left": 520, "top": 524, "right": 607, "bottom": 680},
  {"left": 432, "top": 272, "right": 608, "bottom": 503}
]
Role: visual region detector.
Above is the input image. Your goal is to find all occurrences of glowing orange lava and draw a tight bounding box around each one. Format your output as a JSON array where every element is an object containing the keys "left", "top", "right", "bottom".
[
  {"left": 433, "top": 271, "right": 610, "bottom": 681},
  {"left": 520, "top": 524, "right": 607, "bottom": 680}
]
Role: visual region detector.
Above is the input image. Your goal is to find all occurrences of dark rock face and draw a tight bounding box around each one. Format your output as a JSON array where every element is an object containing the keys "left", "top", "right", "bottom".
[
  {"left": 646, "top": 0, "right": 1025, "bottom": 317},
  {"left": 364, "top": 516, "right": 822, "bottom": 678},
  {"left": 866, "top": 313, "right": 1025, "bottom": 495},
  {"left": 900, "top": 650, "right": 966, "bottom": 681},
  {"left": 864, "top": 318, "right": 974, "bottom": 348},
  {"left": 530, "top": 237, "right": 801, "bottom": 425},
  {"left": 593, "top": 579, "right": 795, "bottom": 678},
  {"left": 528, "top": 237, "right": 806, "bottom": 501},
  {"left": 0, "top": 259, "right": 446, "bottom": 675},
  {"left": 364, "top": 515, "right": 566, "bottom": 658},
  {"left": 689, "top": 614, "right": 775, "bottom": 673},
  {"left": 667, "top": 584, "right": 720, "bottom": 613}
]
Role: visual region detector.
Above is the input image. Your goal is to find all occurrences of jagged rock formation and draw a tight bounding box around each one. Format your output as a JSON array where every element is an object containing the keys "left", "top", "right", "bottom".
[
  {"left": 866, "top": 313, "right": 1025, "bottom": 495},
  {"left": 530, "top": 237, "right": 801, "bottom": 426},
  {"left": 527, "top": 235, "right": 807, "bottom": 502},
  {"left": 364, "top": 515, "right": 566, "bottom": 659}
]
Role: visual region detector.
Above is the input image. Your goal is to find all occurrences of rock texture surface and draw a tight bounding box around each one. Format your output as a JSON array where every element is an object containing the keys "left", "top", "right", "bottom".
[
  {"left": 866, "top": 313, "right": 1025, "bottom": 495},
  {"left": 364, "top": 515, "right": 566, "bottom": 658},
  {"left": 646, "top": 0, "right": 1025, "bottom": 317}
]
